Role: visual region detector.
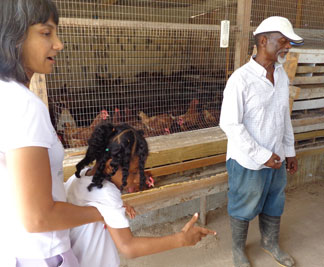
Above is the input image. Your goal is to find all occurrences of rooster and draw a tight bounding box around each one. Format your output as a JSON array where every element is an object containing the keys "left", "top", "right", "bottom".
[
  {"left": 138, "top": 111, "right": 174, "bottom": 136},
  {"left": 177, "top": 99, "right": 200, "bottom": 131}
]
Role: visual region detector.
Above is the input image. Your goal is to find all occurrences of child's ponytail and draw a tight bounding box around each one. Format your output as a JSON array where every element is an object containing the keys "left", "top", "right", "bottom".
[{"left": 75, "top": 122, "right": 116, "bottom": 178}]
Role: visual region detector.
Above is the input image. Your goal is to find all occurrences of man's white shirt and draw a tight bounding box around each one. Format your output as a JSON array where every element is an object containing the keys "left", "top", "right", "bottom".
[{"left": 219, "top": 57, "right": 295, "bottom": 170}]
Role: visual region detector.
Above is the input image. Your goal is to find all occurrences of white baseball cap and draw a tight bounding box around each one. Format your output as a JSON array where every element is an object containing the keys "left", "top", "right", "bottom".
[{"left": 253, "top": 16, "right": 304, "bottom": 44}]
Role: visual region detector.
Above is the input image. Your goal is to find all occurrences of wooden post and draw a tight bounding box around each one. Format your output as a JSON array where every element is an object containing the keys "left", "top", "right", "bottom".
[
  {"left": 200, "top": 195, "right": 207, "bottom": 225},
  {"left": 296, "top": 0, "right": 303, "bottom": 28},
  {"left": 225, "top": 46, "right": 230, "bottom": 80},
  {"left": 30, "top": 73, "right": 48, "bottom": 108},
  {"left": 234, "top": 0, "right": 252, "bottom": 70}
]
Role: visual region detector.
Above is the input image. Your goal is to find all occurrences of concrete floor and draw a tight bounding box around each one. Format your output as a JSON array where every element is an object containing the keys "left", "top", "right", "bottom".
[{"left": 120, "top": 179, "right": 324, "bottom": 267}]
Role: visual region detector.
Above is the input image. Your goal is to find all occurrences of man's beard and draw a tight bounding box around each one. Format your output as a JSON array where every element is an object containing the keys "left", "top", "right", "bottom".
[{"left": 277, "top": 52, "right": 287, "bottom": 64}]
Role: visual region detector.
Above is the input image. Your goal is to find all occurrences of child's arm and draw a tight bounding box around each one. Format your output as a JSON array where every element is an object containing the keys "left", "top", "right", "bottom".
[{"left": 107, "top": 213, "right": 216, "bottom": 259}]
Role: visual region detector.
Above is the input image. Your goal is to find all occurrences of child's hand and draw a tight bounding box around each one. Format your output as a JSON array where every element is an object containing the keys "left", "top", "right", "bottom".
[
  {"left": 123, "top": 202, "right": 136, "bottom": 219},
  {"left": 180, "top": 213, "right": 217, "bottom": 246}
]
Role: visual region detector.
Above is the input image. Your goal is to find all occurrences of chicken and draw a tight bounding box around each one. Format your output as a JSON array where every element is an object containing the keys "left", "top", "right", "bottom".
[
  {"left": 203, "top": 109, "right": 219, "bottom": 126},
  {"left": 63, "top": 122, "right": 88, "bottom": 148},
  {"left": 138, "top": 111, "right": 174, "bottom": 136},
  {"left": 111, "top": 107, "right": 122, "bottom": 124},
  {"left": 123, "top": 107, "right": 146, "bottom": 132},
  {"left": 90, "top": 109, "right": 109, "bottom": 128},
  {"left": 177, "top": 99, "right": 200, "bottom": 131},
  {"left": 56, "top": 108, "right": 77, "bottom": 138},
  {"left": 63, "top": 110, "right": 109, "bottom": 148}
]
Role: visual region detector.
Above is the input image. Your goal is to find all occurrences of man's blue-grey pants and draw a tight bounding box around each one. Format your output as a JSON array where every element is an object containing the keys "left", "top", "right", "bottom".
[{"left": 226, "top": 158, "right": 287, "bottom": 221}]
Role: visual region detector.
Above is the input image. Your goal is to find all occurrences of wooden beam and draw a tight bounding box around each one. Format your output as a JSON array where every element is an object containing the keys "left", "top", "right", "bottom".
[
  {"left": 293, "top": 98, "right": 324, "bottom": 110},
  {"left": 145, "top": 127, "right": 227, "bottom": 168},
  {"left": 294, "top": 130, "right": 324, "bottom": 141},
  {"left": 292, "top": 116, "right": 324, "bottom": 127},
  {"left": 298, "top": 86, "right": 324, "bottom": 100},
  {"left": 122, "top": 172, "right": 228, "bottom": 215},
  {"left": 293, "top": 123, "right": 324, "bottom": 134},
  {"left": 146, "top": 154, "right": 226, "bottom": 177},
  {"left": 289, "top": 86, "right": 301, "bottom": 102},
  {"left": 30, "top": 74, "right": 48, "bottom": 107},
  {"left": 297, "top": 66, "right": 324, "bottom": 74},
  {"left": 234, "top": 0, "right": 252, "bottom": 70},
  {"left": 293, "top": 76, "right": 324, "bottom": 85},
  {"left": 294, "top": 51, "right": 324, "bottom": 64},
  {"left": 59, "top": 17, "right": 224, "bottom": 32},
  {"left": 296, "top": 145, "right": 324, "bottom": 158}
]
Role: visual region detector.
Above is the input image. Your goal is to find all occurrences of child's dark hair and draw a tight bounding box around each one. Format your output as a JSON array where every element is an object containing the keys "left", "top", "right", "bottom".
[
  {"left": 0, "top": 0, "right": 59, "bottom": 84},
  {"left": 75, "top": 122, "right": 149, "bottom": 192}
]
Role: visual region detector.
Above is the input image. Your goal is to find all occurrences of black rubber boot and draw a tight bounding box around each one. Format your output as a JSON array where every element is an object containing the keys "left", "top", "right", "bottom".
[
  {"left": 230, "top": 217, "right": 251, "bottom": 267},
  {"left": 259, "top": 213, "right": 295, "bottom": 267}
]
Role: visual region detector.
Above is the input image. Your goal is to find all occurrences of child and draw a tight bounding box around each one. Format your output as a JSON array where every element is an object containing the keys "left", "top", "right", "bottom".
[
  {"left": 65, "top": 122, "right": 216, "bottom": 266},
  {"left": 0, "top": 0, "right": 102, "bottom": 265}
]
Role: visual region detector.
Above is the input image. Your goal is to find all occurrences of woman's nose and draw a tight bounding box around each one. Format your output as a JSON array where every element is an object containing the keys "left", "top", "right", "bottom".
[{"left": 53, "top": 35, "right": 64, "bottom": 51}]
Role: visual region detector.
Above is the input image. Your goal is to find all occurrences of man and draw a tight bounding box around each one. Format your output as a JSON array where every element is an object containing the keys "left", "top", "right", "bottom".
[{"left": 219, "top": 16, "right": 302, "bottom": 267}]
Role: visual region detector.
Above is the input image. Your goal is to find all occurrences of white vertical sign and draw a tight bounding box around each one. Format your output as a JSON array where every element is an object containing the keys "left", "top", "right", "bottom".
[{"left": 220, "top": 20, "right": 230, "bottom": 48}]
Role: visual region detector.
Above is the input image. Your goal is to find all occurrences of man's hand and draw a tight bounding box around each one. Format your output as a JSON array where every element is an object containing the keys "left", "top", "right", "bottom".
[
  {"left": 286, "top": 157, "right": 298, "bottom": 175},
  {"left": 264, "top": 153, "right": 282, "bottom": 169}
]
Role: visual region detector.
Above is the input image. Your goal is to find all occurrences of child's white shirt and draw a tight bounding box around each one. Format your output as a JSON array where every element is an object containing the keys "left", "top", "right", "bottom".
[{"left": 65, "top": 168, "right": 129, "bottom": 267}]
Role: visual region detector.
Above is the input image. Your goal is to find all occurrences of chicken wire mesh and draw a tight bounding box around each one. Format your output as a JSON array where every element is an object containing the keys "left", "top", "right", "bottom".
[{"left": 42, "top": 0, "right": 324, "bottom": 148}]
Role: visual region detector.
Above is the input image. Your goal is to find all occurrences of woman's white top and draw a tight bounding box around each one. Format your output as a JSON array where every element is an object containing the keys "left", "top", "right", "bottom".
[
  {"left": 0, "top": 80, "right": 70, "bottom": 262},
  {"left": 65, "top": 168, "right": 129, "bottom": 267}
]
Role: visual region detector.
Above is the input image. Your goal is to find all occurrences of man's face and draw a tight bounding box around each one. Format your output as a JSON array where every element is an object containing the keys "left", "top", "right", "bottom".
[{"left": 265, "top": 32, "right": 292, "bottom": 64}]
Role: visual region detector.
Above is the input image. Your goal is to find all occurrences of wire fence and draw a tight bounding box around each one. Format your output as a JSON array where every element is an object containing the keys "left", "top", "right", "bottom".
[{"left": 44, "top": 0, "right": 324, "bottom": 148}]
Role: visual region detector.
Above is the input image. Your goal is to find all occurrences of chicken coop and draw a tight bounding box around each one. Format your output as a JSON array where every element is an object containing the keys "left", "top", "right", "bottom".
[{"left": 30, "top": 0, "right": 324, "bottom": 222}]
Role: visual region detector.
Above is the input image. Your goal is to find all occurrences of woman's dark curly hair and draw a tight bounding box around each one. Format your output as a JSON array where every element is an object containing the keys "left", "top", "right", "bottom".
[{"left": 75, "top": 122, "right": 149, "bottom": 192}]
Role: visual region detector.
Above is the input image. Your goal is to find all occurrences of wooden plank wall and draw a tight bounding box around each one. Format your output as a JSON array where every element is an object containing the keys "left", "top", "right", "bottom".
[{"left": 290, "top": 48, "right": 324, "bottom": 147}]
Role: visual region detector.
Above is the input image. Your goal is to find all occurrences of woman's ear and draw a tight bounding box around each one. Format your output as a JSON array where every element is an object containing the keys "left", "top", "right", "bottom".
[{"left": 104, "top": 159, "right": 113, "bottom": 174}]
